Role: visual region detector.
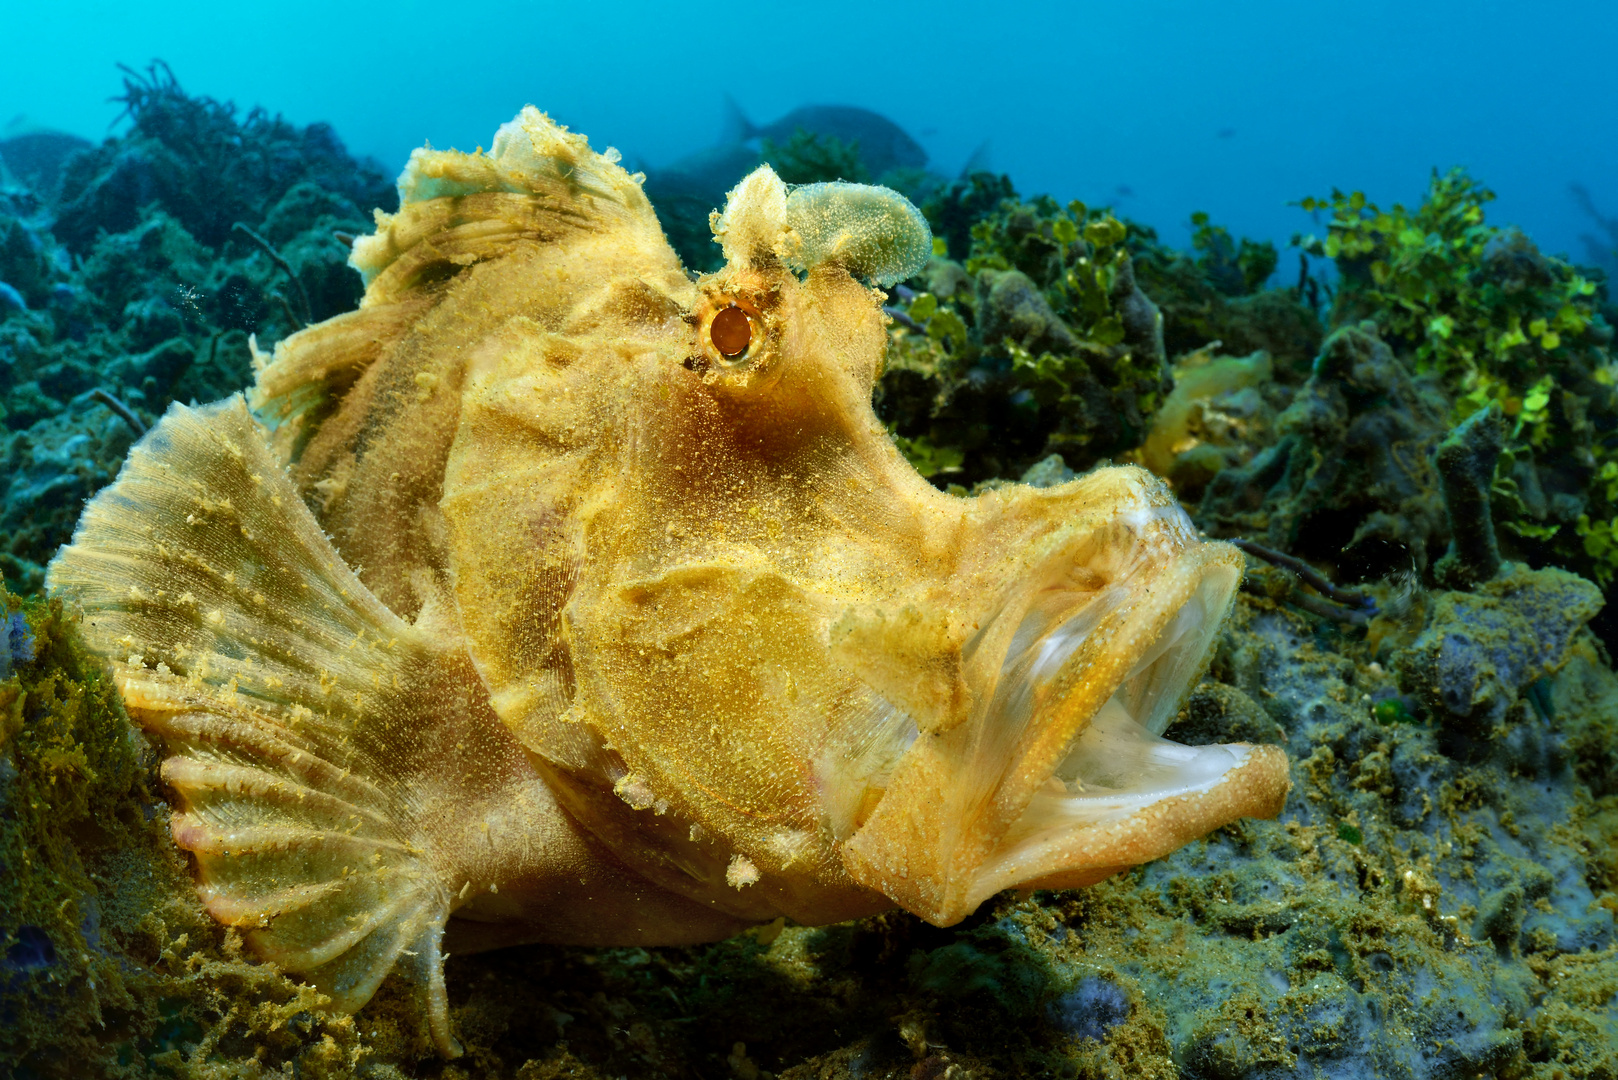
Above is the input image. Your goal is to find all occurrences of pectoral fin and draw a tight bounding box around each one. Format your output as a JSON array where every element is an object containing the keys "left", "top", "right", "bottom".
[{"left": 46, "top": 396, "right": 515, "bottom": 1056}]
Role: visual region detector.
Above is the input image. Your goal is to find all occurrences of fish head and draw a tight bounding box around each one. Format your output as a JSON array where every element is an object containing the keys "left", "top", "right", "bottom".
[{"left": 577, "top": 166, "right": 1288, "bottom": 927}]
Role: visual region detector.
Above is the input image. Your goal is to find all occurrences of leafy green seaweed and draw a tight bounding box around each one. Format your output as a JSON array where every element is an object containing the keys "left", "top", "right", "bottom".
[{"left": 1297, "top": 169, "right": 1618, "bottom": 587}]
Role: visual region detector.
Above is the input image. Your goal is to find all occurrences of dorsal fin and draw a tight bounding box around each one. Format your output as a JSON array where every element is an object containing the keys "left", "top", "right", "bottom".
[
  {"left": 348, "top": 106, "right": 661, "bottom": 303},
  {"left": 249, "top": 296, "right": 434, "bottom": 463},
  {"left": 251, "top": 106, "right": 663, "bottom": 443},
  {"left": 246, "top": 107, "right": 679, "bottom": 619}
]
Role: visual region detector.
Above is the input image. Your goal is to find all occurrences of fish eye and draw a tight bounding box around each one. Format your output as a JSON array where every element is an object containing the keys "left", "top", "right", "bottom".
[{"left": 709, "top": 305, "right": 752, "bottom": 359}]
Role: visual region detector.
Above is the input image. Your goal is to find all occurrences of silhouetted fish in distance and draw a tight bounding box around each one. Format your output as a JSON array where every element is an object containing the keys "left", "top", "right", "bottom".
[
  {"left": 641, "top": 100, "right": 933, "bottom": 270},
  {"left": 648, "top": 100, "right": 929, "bottom": 202},
  {"left": 638, "top": 141, "right": 762, "bottom": 205},
  {"left": 724, "top": 98, "right": 929, "bottom": 178}
]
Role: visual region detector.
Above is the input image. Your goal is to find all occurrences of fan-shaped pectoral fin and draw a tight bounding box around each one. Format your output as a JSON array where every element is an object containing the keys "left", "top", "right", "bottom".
[{"left": 46, "top": 396, "right": 543, "bottom": 1056}]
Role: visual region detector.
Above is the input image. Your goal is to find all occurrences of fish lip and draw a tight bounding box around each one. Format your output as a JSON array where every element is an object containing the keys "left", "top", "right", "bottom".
[
  {"left": 975, "top": 534, "right": 1240, "bottom": 788},
  {"left": 959, "top": 487, "right": 1221, "bottom": 710}
]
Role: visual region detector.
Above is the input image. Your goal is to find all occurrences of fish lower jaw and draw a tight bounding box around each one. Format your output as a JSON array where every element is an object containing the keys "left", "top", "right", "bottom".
[{"left": 963, "top": 742, "right": 1290, "bottom": 910}]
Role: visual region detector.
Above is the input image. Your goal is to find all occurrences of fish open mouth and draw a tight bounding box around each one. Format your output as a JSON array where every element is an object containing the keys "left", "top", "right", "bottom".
[
  {"left": 959, "top": 556, "right": 1256, "bottom": 908},
  {"left": 838, "top": 495, "right": 1292, "bottom": 925}
]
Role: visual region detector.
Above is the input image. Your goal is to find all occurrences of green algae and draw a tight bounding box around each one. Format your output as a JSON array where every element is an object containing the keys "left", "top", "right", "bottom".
[
  {"left": 1296, "top": 170, "right": 1618, "bottom": 595},
  {"left": 877, "top": 195, "right": 1171, "bottom": 483},
  {"left": 877, "top": 184, "right": 1322, "bottom": 487},
  {"left": 1371, "top": 698, "right": 1417, "bottom": 727},
  {"left": 761, "top": 130, "right": 869, "bottom": 187},
  {"left": 0, "top": 68, "right": 389, "bottom": 600}
]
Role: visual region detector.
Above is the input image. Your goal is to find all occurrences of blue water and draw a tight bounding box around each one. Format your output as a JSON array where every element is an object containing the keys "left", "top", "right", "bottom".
[{"left": 4, "top": 0, "right": 1616, "bottom": 269}]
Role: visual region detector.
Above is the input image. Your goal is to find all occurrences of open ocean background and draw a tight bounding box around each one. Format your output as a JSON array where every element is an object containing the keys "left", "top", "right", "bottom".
[{"left": 5, "top": 0, "right": 1615, "bottom": 269}]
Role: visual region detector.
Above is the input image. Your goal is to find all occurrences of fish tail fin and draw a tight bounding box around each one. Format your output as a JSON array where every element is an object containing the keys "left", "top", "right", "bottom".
[
  {"left": 46, "top": 396, "right": 491, "bottom": 1056},
  {"left": 721, "top": 92, "right": 755, "bottom": 144}
]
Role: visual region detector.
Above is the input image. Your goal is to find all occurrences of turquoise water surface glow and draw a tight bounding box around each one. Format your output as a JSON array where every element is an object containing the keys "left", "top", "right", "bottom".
[{"left": 5, "top": 0, "right": 1616, "bottom": 269}]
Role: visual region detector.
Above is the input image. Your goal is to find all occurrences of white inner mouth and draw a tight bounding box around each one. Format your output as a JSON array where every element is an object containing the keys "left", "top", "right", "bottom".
[{"left": 993, "top": 566, "right": 1246, "bottom": 845}]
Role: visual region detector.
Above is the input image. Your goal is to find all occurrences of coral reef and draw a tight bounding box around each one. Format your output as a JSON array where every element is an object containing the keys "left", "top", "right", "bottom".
[
  {"left": 1138, "top": 347, "right": 1275, "bottom": 500},
  {"left": 1433, "top": 403, "right": 1506, "bottom": 587},
  {"left": 0, "top": 587, "right": 381, "bottom": 1078},
  {"left": 0, "top": 64, "right": 393, "bottom": 596},
  {"left": 56, "top": 62, "right": 390, "bottom": 256},
  {"left": 1292, "top": 172, "right": 1618, "bottom": 598},
  {"left": 7, "top": 571, "right": 1617, "bottom": 1078},
  {"left": 878, "top": 181, "right": 1321, "bottom": 486},
  {"left": 1197, "top": 322, "right": 1452, "bottom": 582}
]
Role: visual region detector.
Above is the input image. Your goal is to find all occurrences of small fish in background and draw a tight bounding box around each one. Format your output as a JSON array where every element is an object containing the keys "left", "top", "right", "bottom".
[
  {"left": 1116, "top": 184, "right": 1135, "bottom": 199},
  {"left": 725, "top": 98, "right": 929, "bottom": 178},
  {"left": 636, "top": 141, "right": 765, "bottom": 218},
  {"left": 1216, "top": 127, "right": 1237, "bottom": 139}
]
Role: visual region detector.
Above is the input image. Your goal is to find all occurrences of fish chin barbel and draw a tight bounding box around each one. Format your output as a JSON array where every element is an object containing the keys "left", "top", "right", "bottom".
[{"left": 47, "top": 107, "right": 1289, "bottom": 1057}]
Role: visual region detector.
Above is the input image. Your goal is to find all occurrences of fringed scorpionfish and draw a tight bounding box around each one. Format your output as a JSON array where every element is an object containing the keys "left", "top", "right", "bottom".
[{"left": 47, "top": 108, "right": 1290, "bottom": 1054}]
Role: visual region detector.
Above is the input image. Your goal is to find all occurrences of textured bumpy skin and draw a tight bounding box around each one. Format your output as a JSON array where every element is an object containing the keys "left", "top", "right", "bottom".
[{"left": 48, "top": 107, "right": 1291, "bottom": 1055}]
